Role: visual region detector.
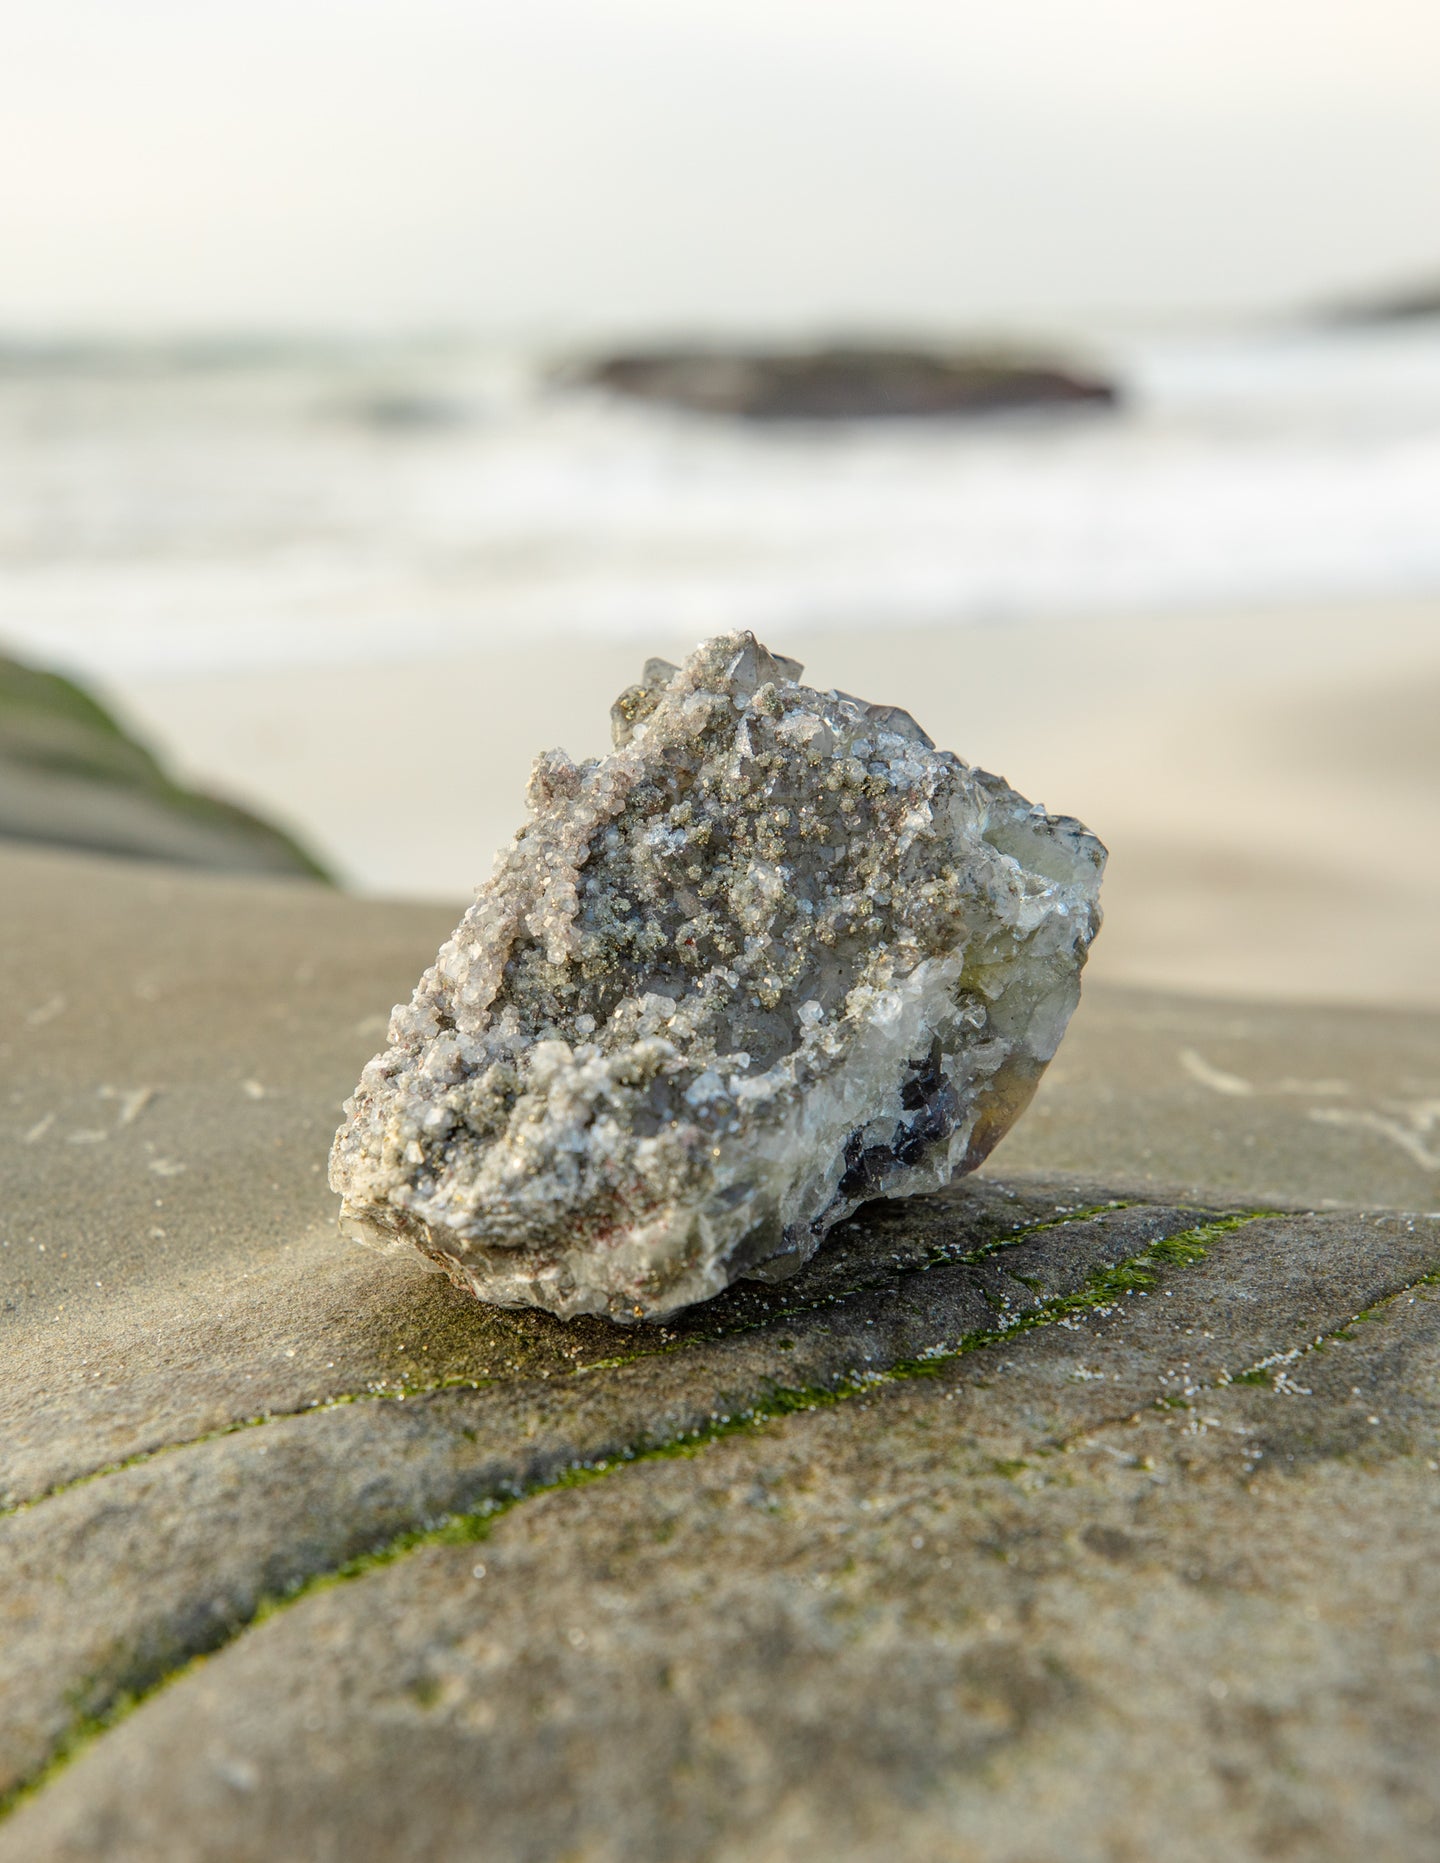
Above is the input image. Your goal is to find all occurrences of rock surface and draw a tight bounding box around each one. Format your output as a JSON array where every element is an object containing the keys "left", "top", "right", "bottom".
[
  {"left": 0, "top": 648, "right": 331, "bottom": 879},
  {"left": 570, "top": 345, "right": 1119, "bottom": 421},
  {"left": 12, "top": 1211, "right": 1439, "bottom": 1863},
  {"left": 330, "top": 635, "right": 1105, "bottom": 1319},
  {"left": 3, "top": 846, "right": 1439, "bottom": 1860}
]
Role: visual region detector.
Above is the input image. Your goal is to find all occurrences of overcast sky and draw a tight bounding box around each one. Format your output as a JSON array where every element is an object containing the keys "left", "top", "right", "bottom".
[{"left": 3, "top": 0, "right": 1438, "bottom": 335}]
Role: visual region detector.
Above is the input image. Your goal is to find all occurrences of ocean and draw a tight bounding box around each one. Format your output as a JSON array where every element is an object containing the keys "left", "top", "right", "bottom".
[{"left": 2, "top": 319, "right": 1439, "bottom": 686}]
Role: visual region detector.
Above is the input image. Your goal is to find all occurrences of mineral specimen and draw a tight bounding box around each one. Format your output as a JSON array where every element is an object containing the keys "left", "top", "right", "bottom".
[{"left": 330, "top": 634, "right": 1105, "bottom": 1321}]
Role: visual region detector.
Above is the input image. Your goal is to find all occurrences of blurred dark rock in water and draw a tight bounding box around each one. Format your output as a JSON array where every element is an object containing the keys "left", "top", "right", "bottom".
[
  {"left": 567, "top": 344, "right": 1119, "bottom": 421},
  {"left": 1320, "top": 275, "right": 1440, "bottom": 324},
  {"left": 0, "top": 649, "right": 332, "bottom": 880}
]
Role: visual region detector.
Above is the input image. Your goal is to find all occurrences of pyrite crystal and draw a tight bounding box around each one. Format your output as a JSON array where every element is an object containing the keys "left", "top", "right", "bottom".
[{"left": 330, "top": 634, "right": 1105, "bottom": 1320}]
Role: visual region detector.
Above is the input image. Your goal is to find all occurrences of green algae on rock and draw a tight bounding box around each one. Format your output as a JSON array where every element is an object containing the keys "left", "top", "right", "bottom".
[
  {"left": 0, "top": 647, "right": 333, "bottom": 879},
  {"left": 329, "top": 634, "right": 1104, "bottom": 1320}
]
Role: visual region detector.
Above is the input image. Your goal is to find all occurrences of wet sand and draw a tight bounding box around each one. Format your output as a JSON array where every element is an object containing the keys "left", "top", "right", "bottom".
[{"left": 108, "top": 604, "right": 1440, "bottom": 1010}]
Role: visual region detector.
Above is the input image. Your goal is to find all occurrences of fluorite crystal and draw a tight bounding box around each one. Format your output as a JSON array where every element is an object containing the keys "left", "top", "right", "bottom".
[{"left": 330, "top": 634, "right": 1104, "bottom": 1320}]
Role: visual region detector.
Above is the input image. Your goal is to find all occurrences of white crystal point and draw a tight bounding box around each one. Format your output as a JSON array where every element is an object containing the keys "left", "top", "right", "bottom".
[{"left": 329, "top": 633, "right": 1105, "bottom": 1322}]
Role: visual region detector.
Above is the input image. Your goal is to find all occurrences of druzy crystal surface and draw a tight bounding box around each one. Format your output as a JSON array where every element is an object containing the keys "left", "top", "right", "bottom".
[{"left": 330, "top": 634, "right": 1105, "bottom": 1320}]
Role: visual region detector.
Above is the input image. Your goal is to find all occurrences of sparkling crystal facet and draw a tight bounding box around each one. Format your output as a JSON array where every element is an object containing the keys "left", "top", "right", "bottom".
[{"left": 330, "top": 634, "right": 1105, "bottom": 1320}]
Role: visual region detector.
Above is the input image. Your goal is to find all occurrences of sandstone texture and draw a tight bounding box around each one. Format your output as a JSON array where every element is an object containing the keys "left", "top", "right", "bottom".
[
  {"left": 331, "top": 634, "right": 1104, "bottom": 1319},
  {"left": 4, "top": 846, "right": 1439, "bottom": 1861}
]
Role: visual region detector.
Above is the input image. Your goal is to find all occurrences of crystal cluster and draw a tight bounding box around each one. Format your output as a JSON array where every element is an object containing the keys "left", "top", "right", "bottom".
[{"left": 330, "top": 634, "right": 1104, "bottom": 1320}]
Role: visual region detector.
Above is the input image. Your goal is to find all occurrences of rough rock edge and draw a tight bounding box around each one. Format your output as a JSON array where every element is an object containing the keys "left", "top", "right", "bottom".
[{"left": 330, "top": 634, "right": 1105, "bottom": 1320}]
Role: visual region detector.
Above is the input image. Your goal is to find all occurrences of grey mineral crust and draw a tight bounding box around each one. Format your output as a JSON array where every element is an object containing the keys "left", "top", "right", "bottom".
[{"left": 329, "top": 633, "right": 1105, "bottom": 1320}]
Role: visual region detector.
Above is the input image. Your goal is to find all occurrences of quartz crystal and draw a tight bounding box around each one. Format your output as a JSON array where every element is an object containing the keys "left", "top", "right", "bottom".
[{"left": 330, "top": 634, "right": 1105, "bottom": 1320}]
